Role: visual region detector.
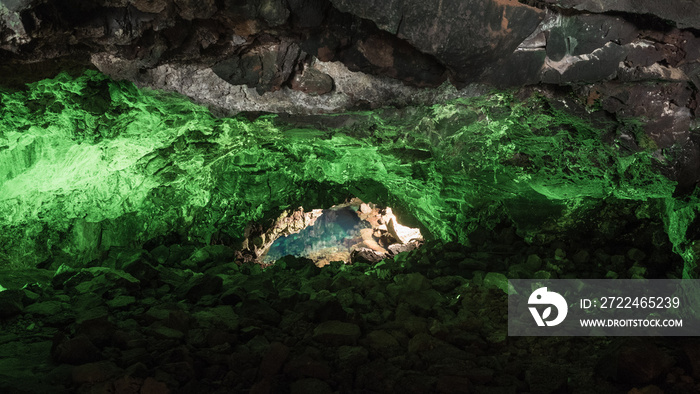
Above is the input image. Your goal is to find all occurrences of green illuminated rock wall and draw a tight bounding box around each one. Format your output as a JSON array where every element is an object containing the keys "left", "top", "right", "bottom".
[{"left": 0, "top": 71, "right": 698, "bottom": 276}]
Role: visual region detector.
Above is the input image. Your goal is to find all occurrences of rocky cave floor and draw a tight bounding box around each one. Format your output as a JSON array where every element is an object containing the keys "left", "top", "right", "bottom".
[{"left": 1, "top": 222, "right": 699, "bottom": 394}]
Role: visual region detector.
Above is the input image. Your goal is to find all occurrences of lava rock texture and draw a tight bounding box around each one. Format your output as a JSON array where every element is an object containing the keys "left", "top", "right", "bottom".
[
  {"left": 0, "top": 231, "right": 691, "bottom": 393},
  {"left": 2, "top": 0, "right": 699, "bottom": 184}
]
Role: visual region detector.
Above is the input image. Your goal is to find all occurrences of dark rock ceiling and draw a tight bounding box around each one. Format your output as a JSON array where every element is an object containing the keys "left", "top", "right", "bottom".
[{"left": 1, "top": 0, "right": 699, "bottom": 186}]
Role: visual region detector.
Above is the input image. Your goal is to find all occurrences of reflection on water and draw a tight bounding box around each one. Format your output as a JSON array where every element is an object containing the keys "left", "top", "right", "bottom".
[{"left": 262, "top": 206, "right": 370, "bottom": 263}]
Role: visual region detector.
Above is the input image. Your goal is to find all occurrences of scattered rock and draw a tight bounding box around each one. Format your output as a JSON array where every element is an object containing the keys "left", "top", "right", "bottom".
[
  {"left": 526, "top": 362, "right": 568, "bottom": 394},
  {"left": 181, "top": 274, "right": 223, "bottom": 302},
  {"left": 284, "top": 354, "right": 332, "bottom": 380},
  {"left": 0, "top": 289, "right": 25, "bottom": 318},
  {"left": 366, "top": 330, "right": 400, "bottom": 351},
  {"left": 598, "top": 340, "right": 674, "bottom": 384},
  {"left": 257, "top": 342, "right": 290, "bottom": 379},
  {"left": 291, "top": 68, "right": 334, "bottom": 96},
  {"left": 627, "top": 248, "right": 647, "bottom": 263},
  {"left": 290, "top": 378, "right": 332, "bottom": 394},
  {"left": 351, "top": 247, "right": 387, "bottom": 264},
  {"left": 525, "top": 254, "right": 542, "bottom": 271},
  {"left": 24, "top": 301, "right": 65, "bottom": 316},
  {"left": 482, "top": 272, "right": 509, "bottom": 293},
  {"left": 436, "top": 375, "right": 472, "bottom": 394},
  {"left": 71, "top": 361, "right": 122, "bottom": 384},
  {"left": 336, "top": 345, "right": 369, "bottom": 370},
  {"left": 313, "top": 320, "right": 361, "bottom": 346},
  {"left": 141, "top": 377, "right": 171, "bottom": 394},
  {"left": 52, "top": 335, "right": 103, "bottom": 365}
]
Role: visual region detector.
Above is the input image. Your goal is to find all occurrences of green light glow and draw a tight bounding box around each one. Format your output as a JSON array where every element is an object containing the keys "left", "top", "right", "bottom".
[{"left": 0, "top": 71, "right": 697, "bottom": 276}]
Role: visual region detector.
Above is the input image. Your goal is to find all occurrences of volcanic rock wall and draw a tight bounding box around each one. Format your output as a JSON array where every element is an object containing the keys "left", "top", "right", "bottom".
[
  {"left": 2, "top": 0, "right": 699, "bottom": 180},
  {"left": 2, "top": 0, "right": 700, "bottom": 275},
  {"left": 0, "top": 2, "right": 696, "bottom": 107}
]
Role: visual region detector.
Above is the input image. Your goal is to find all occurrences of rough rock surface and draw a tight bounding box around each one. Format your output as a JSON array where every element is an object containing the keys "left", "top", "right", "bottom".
[
  {"left": 330, "top": 0, "right": 545, "bottom": 86},
  {"left": 1, "top": 1, "right": 699, "bottom": 194},
  {"left": 0, "top": 227, "right": 693, "bottom": 393},
  {"left": 4, "top": 71, "right": 700, "bottom": 278},
  {"left": 6, "top": 72, "right": 700, "bottom": 272},
  {"left": 2, "top": 3, "right": 700, "bottom": 393},
  {"left": 0, "top": 0, "right": 697, "bottom": 125},
  {"left": 540, "top": 0, "right": 700, "bottom": 30}
]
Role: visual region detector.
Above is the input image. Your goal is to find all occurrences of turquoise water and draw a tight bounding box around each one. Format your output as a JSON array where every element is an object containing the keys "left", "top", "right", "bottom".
[{"left": 263, "top": 206, "right": 370, "bottom": 262}]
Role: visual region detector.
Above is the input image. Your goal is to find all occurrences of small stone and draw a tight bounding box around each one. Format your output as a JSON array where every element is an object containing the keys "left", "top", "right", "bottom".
[
  {"left": 627, "top": 265, "right": 647, "bottom": 278},
  {"left": 258, "top": 342, "right": 290, "bottom": 379},
  {"left": 399, "top": 315, "right": 428, "bottom": 336},
  {"left": 611, "top": 255, "right": 626, "bottom": 268},
  {"left": 199, "top": 245, "right": 236, "bottom": 266},
  {"left": 72, "top": 361, "right": 121, "bottom": 384},
  {"left": 140, "top": 377, "right": 170, "bottom": 394},
  {"left": 533, "top": 270, "right": 552, "bottom": 280},
  {"left": 284, "top": 355, "right": 332, "bottom": 380},
  {"left": 403, "top": 289, "right": 443, "bottom": 313},
  {"left": 52, "top": 265, "right": 79, "bottom": 289},
  {"left": 113, "top": 375, "right": 143, "bottom": 394},
  {"left": 122, "top": 259, "right": 159, "bottom": 282},
  {"left": 52, "top": 335, "right": 102, "bottom": 365},
  {"left": 351, "top": 247, "right": 387, "bottom": 264},
  {"left": 628, "top": 385, "right": 665, "bottom": 394},
  {"left": 336, "top": 346, "right": 369, "bottom": 369},
  {"left": 193, "top": 305, "right": 239, "bottom": 330},
  {"left": 572, "top": 250, "right": 590, "bottom": 265},
  {"left": 121, "top": 348, "right": 149, "bottom": 368},
  {"left": 408, "top": 333, "right": 442, "bottom": 353},
  {"left": 126, "top": 362, "right": 149, "bottom": 379},
  {"left": 24, "top": 300, "right": 65, "bottom": 316},
  {"left": 471, "top": 271, "right": 484, "bottom": 285},
  {"left": 76, "top": 306, "right": 109, "bottom": 325},
  {"left": 107, "top": 295, "right": 136, "bottom": 309},
  {"left": 0, "top": 289, "right": 24, "bottom": 318},
  {"left": 144, "top": 306, "right": 173, "bottom": 322},
  {"left": 74, "top": 276, "right": 105, "bottom": 295},
  {"left": 527, "top": 362, "right": 567, "bottom": 394},
  {"left": 525, "top": 254, "right": 542, "bottom": 271},
  {"left": 436, "top": 375, "right": 471, "bottom": 394},
  {"left": 162, "top": 361, "right": 195, "bottom": 384},
  {"left": 290, "top": 68, "right": 334, "bottom": 96},
  {"left": 182, "top": 274, "right": 223, "bottom": 302},
  {"left": 173, "top": 0, "right": 217, "bottom": 20},
  {"left": 150, "top": 325, "right": 185, "bottom": 340},
  {"left": 599, "top": 340, "right": 674, "bottom": 384},
  {"left": 507, "top": 263, "right": 531, "bottom": 279},
  {"left": 482, "top": 272, "right": 509, "bottom": 293},
  {"left": 683, "top": 340, "right": 700, "bottom": 379},
  {"left": 313, "top": 320, "right": 361, "bottom": 346},
  {"left": 150, "top": 245, "right": 170, "bottom": 265},
  {"left": 460, "top": 258, "right": 488, "bottom": 271},
  {"left": 249, "top": 379, "right": 273, "bottom": 394},
  {"left": 466, "top": 367, "right": 494, "bottom": 385},
  {"left": 431, "top": 276, "right": 467, "bottom": 292},
  {"left": 220, "top": 288, "right": 243, "bottom": 306},
  {"left": 130, "top": 0, "right": 167, "bottom": 13},
  {"left": 366, "top": 330, "right": 400, "bottom": 350},
  {"left": 290, "top": 378, "right": 332, "bottom": 394},
  {"left": 394, "top": 272, "right": 431, "bottom": 292},
  {"left": 627, "top": 248, "right": 647, "bottom": 263},
  {"left": 388, "top": 243, "right": 418, "bottom": 255},
  {"left": 76, "top": 316, "right": 115, "bottom": 347},
  {"left": 554, "top": 248, "right": 566, "bottom": 261},
  {"left": 22, "top": 289, "right": 40, "bottom": 302},
  {"left": 605, "top": 271, "right": 619, "bottom": 279}
]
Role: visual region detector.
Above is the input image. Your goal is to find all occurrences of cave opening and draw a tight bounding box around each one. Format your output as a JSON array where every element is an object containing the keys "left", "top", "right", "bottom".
[{"left": 248, "top": 198, "right": 424, "bottom": 267}]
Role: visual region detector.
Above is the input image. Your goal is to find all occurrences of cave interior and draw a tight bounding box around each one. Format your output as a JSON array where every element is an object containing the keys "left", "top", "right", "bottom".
[{"left": 2, "top": 0, "right": 700, "bottom": 393}]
